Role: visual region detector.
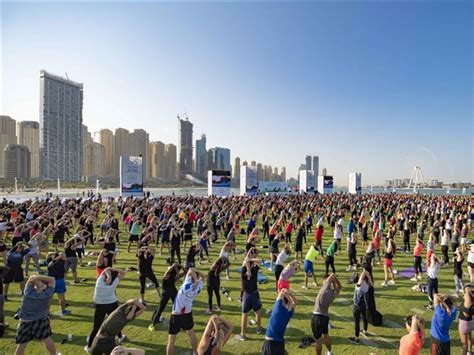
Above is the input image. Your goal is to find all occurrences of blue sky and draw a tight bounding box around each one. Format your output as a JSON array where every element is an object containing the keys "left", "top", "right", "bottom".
[{"left": 1, "top": 1, "right": 472, "bottom": 185}]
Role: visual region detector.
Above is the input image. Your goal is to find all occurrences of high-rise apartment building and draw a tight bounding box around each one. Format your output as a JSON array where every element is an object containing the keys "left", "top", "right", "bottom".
[
  {"left": 3, "top": 144, "right": 31, "bottom": 180},
  {"left": 99, "top": 129, "right": 115, "bottom": 177},
  {"left": 256, "top": 163, "right": 263, "bottom": 181},
  {"left": 208, "top": 147, "right": 231, "bottom": 171},
  {"left": 150, "top": 141, "right": 166, "bottom": 179},
  {"left": 39, "top": 70, "right": 83, "bottom": 181},
  {"left": 195, "top": 134, "right": 207, "bottom": 178},
  {"left": 83, "top": 142, "right": 105, "bottom": 179},
  {"left": 130, "top": 129, "right": 150, "bottom": 180},
  {"left": 114, "top": 128, "right": 130, "bottom": 176},
  {"left": 165, "top": 143, "right": 178, "bottom": 180},
  {"left": 281, "top": 167, "right": 287, "bottom": 182},
  {"left": 312, "top": 156, "right": 319, "bottom": 176},
  {"left": 233, "top": 157, "right": 241, "bottom": 182},
  {"left": 0, "top": 116, "right": 17, "bottom": 177},
  {"left": 17, "top": 121, "right": 39, "bottom": 178},
  {"left": 305, "top": 155, "right": 312, "bottom": 170},
  {"left": 178, "top": 117, "right": 193, "bottom": 176}
]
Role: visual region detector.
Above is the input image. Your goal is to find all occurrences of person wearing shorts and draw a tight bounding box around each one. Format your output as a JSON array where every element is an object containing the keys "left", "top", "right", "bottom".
[
  {"left": 261, "top": 289, "right": 296, "bottom": 355},
  {"left": 4, "top": 242, "right": 29, "bottom": 300},
  {"left": 237, "top": 252, "right": 263, "bottom": 340},
  {"left": 430, "top": 294, "right": 457, "bottom": 355},
  {"left": 303, "top": 243, "right": 319, "bottom": 289},
  {"left": 458, "top": 285, "right": 474, "bottom": 355},
  {"left": 15, "top": 275, "right": 56, "bottom": 355},
  {"left": 167, "top": 268, "right": 204, "bottom": 355},
  {"left": 46, "top": 252, "right": 70, "bottom": 316}
]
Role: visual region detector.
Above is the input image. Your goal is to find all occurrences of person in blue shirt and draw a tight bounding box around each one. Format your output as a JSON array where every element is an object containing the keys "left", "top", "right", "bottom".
[
  {"left": 346, "top": 216, "right": 355, "bottom": 251},
  {"left": 247, "top": 216, "right": 256, "bottom": 236},
  {"left": 261, "top": 289, "right": 296, "bottom": 355},
  {"left": 430, "top": 293, "right": 457, "bottom": 355}
]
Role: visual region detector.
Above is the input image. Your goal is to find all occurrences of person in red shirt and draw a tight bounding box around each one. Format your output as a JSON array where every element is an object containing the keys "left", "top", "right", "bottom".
[
  {"left": 285, "top": 222, "right": 293, "bottom": 244},
  {"left": 411, "top": 239, "right": 424, "bottom": 281},
  {"left": 314, "top": 223, "right": 324, "bottom": 256},
  {"left": 399, "top": 314, "right": 425, "bottom": 355},
  {"left": 372, "top": 231, "right": 381, "bottom": 264}
]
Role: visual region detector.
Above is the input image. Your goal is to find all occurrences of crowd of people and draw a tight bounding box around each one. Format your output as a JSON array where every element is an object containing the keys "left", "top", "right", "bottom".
[{"left": 0, "top": 192, "right": 472, "bottom": 355}]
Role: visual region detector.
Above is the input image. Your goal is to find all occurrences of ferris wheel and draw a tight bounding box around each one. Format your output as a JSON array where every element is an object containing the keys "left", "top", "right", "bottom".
[{"left": 400, "top": 147, "right": 438, "bottom": 190}]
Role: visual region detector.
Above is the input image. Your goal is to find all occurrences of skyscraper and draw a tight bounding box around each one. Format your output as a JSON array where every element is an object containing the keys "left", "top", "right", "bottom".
[
  {"left": 281, "top": 167, "right": 287, "bottom": 182},
  {"left": 39, "top": 70, "right": 83, "bottom": 181},
  {"left": 3, "top": 144, "right": 30, "bottom": 179},
  {"left": 150, "top": 141, "right": 166, "bottom": 179},
  {"left": 312, "top": 156, "right": 319, "bottom": 176},
  {"left": 165, "top": 143, "right": 178, "bottom": 180},
  {"left": 130, "top": 129, "right": 150, "bottom": 180},
  {"left": 256, "top": 163, "right": 263, "bottom": 181},
  {"left": 99, "top": 129, "right": 115, "bottom": 177},
  {"left": 0, "top": 116, "right": 17, "bottom": 177},
  {"left": 83, "top": 142, "right": 105, "bottom": 179},
  {"left": 17, "top": 121, "right": 39, "bottom": 179},
  {"left": 114, "top": 128, "right": 130, "bottom": 176},
  {"left": 233, "top": 157, "right": 241, "bottom": 182},
  {"left": 178, "top": 116, "right": 193, "bottom": 176},
  {"left": 305, "top": 155, "right": 312, "bottom": 170},
  {"left": 208, "top": 147, "right": 231, "bottom": 171},
  {"left": 195, "top": 134, "right": 207, "bottom": 178}
]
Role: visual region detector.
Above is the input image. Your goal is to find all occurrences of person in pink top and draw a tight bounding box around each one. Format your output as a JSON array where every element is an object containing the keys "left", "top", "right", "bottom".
[
  {"left": 411, "top": 239, "right": 424, "bottom": 281},
  {"left": 285, "top": 222, "right": 293, "bottom": 244},
  {"left": 277, "top": 260, "right": 299, "bottom": 292}
]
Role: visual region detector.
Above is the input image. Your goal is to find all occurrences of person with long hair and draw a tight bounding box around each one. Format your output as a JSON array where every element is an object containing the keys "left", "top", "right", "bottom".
[
  {"left": 198, "top": 315, "right": 233, "bottom": 355},
  {"left": 454, "top": 246, "right": 465, "bottom": 297},
  {"left": 426, "top": 254, "right": 441, "bottom": 310},
  {"left": 399, "top": 314, "right": 425, "bottom": 355},
  {"left": 137, "top": 245, "right": 161, "bottom": 304},
  {"left": 262, "top": 289, "right": 296, "bottom": 355},
  {"left": 274, "top": 245, "right": 291, "bottom": 290},
  {"left": 381, "top": 237, "right": 396, "bottom": 287},
  {"left": 207, "top": 257, "right": 228, "bottom": 314},
  {"left": 411, "top": 238, "right": 424, "bottom": 281},
  {"left": 459, "top": 285, "right": 474, "bottom": 355},
  {"left": 349, "top": 269, "right": 373, "bottom": 345},
  {"left": 277, "top": 260, "right": 300, "bottom": 292},
  {"left": 46, "top": 252, "right": 70, "bottom": 317},
  {"left": 430, "top": 294, "right": 457, "bottom": 355},
  {"left": 346, "top": 232, "right": 358, "bottom": 272},
  {"left": 149, "top": 263, "right": 185, "bottom": 331}
]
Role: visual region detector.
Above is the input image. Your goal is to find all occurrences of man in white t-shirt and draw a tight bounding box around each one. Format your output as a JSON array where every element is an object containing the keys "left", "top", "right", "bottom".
[{"left": 167, "top": 268, "right": 204, "bottom": 355}]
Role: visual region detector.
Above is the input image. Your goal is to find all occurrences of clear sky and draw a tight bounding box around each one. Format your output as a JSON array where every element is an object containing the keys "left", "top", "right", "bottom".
[{"left": 1, "top": 1, "right": 473, "bottom": 185}]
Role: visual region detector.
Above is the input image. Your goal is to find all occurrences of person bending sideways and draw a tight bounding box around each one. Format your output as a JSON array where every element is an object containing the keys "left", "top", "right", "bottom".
[
  {"left": 399, "top": 314, "right": 425, "bottom": 355},
  {"left": 197, "top": 315, "right": 233, "bottom": 355},
  {"left": 262, "top": 289, "right": 296, "bottom": 355},
  {"left": 312, "top": 274, "right": 342, "bottom": 355},
  {"left": 90, "top": 299, "right": 146, "bottom": 355},
  {"left": 15, "top": 275, "right": 56, "bottom": 355},
  {"left": 167, "top": 268, "right": 204, "bottom": 355}
]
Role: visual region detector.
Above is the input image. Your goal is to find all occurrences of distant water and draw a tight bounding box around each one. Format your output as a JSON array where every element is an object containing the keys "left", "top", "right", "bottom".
[{"left": 0, "top": 186, "right": 471, "bottom": 203}]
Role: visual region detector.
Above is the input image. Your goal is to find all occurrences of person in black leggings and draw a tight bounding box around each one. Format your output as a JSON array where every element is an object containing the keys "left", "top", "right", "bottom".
[
  {"left": 207, "top": 257, "right": 229, "bottom": 314},
  {"left": 86, "top": 267, "right": 126, "bottom": 351},
  {"left": 149, "top": 263, "right": 184, "bottom": 330},
  {"left": 169, "top": 227, "right": 182, "bottom": 265},
  {"left": 137, "top": 246, "right": 161, "bottom": 304}
]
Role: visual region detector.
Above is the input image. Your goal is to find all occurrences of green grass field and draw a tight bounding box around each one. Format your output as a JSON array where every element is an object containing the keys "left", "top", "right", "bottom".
[{"left": 1, "top": 217, "right": 472, "bottom": 355}]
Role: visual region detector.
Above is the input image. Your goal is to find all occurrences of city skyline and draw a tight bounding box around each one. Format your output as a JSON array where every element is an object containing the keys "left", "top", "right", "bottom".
[{"left": 2, "top": 2, "right": 473, "bottom": 184}]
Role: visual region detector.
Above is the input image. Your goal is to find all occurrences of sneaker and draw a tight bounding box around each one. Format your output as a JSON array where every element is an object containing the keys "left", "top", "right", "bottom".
[
  {"left": 61, "top": 310, "right": 72, "bottom": 316},
  {"left": 349, "top": 337, "right": 360, "bottom": 345},
  {"left": 388, "top": 280, "right": 395, "bottom": 285},
  {"left": 236, "top": 334, "right": 247, "bottom": 341},
  {"left": 380, "top": 282, "right": 388, "bottom": 287},
  {"left": 206, "top": 309, "right": 213, "bottom": 315},
  {"left": 148, "top": 325, "right": 155, "bottom": 332},
  {"left": 118, "top": 335, "right": 126, "bottom": 344},
  {"left": 417, "top": 275, "right": 422, "bottom": 280},
  {"left": 256, "top": 326, "right": 263, "bottom": 334},
  {"left": 215, "top": 307, "right": 221, "bottom": 312},
  {"left": 362, "top": 330, "right": 369, "bottom": 337},
  {"left": 158, "top": 316, "right": 164, "bottom": 323},
  {"left": 410, "top": 277, "right": 418, "bottom": 281},
  {"left": 302, "top": 285, "right": 308, "bottom": 289},
  {"left": 84, "top": 346, "right": 91, "bottom": 353},
  {"left": 312, "top": 282, "right": 318, "bottom": 287},
  {"left": 345, "top": 267, "right": 352, "bottom": 272}
]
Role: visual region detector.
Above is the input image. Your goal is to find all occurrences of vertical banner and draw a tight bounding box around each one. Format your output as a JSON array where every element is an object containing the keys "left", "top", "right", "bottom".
[
  {"left": 349, "top": 173, "right": 362, "bottom": 194},
  {"left": 318, "top": 175, "right": 333, "bottom": 194},
  {"left": 240, "top": 165, "right": 258, "bottom": 196},
  {"left": 120, "top": 156, "right": 144, "bottom": 197},
  {"left": 299, "top": 170, "right": 315, "bottom": 194},
  {"left": 208, "top": 170, "right": 231, "bottom": 197}
]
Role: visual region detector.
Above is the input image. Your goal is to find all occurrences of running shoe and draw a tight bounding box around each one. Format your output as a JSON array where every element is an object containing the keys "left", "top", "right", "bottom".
[
  {"left": 148, "top": 325, "right": 155, "bottom": 332},
  {"left": 235, "top": 334, "right": 247, "bottom": 341},
  {"left": 349, "top": 337, "right": 360, "bottom": 345},
  {"left": 256, "top": 326, "right": 263, "bottom": 334}
]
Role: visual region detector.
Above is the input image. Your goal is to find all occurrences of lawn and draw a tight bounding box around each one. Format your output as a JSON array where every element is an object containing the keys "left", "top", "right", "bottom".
[{"left": 1, "top": 214, "right": 471, "bottom": 355}]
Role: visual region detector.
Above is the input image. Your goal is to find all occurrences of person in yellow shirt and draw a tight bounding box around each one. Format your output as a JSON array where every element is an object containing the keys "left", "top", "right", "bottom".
[{"left": 303, "top": 244, "right": 319, "bottom": 289}]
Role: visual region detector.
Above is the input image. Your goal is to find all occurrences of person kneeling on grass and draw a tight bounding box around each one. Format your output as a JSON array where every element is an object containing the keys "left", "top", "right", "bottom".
[
  {"left": 303, "top": 243, "right": 319, "bottom": 289},
  {"left": 312, "top": 274, "right": 342, "bottom": 355},
  {"left": 430, "top": 294, "right": 457, "bottom": 355},
  {"left": 90, "top": 299, "right": 146, "bottom": 355},
  {"left": 399, "top": 314, "right": 425, "bottom": 355},
  {"left": 167, "top": 268, "right": 204, "bottom": 355},
  {"left": 261, "top": 289, "right": 296, "bottom": 355},
  {"left": 198, "top": 315, "right": 233, "bottom": 355},
  {"left": 15, "top": 275, "right": 56, "bottom": 355}
]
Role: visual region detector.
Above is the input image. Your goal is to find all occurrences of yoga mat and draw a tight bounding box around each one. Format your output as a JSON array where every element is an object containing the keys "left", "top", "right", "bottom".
[{"left": 398, "top": 267, "right": 425, "bottom": 279}]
